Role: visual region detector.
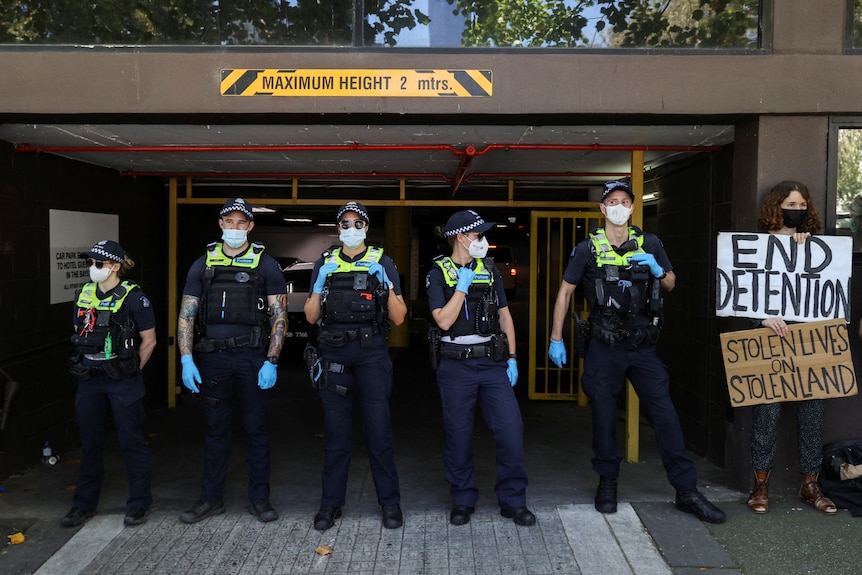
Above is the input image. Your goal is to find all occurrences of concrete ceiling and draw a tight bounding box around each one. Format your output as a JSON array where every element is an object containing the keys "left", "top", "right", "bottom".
[{"left": 0, "top": 123, "right": 734, "bottom": 198}]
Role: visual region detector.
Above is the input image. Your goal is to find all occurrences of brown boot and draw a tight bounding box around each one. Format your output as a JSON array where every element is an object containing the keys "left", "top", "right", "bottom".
[
  {"left": 747, "top": 470, "right": 770, "bottom": 514},
  {"left": 800, "top": 473, "right": 837, "bottom": 514}
]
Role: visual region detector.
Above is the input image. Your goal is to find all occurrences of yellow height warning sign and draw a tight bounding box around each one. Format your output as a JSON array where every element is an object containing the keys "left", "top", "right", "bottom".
[{"left": 221, "top": 69, "right": 492, "bottom": 97}]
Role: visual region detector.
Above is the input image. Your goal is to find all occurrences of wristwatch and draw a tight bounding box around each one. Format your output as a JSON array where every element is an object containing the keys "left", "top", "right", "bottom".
[{"left": 265, "top": 355, "right": 279, "bottom": 365}]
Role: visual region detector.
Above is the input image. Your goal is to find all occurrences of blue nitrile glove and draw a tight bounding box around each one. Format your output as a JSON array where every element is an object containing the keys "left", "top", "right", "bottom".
[
  {"left": 258, "top": 361, "right": 277, "bottom": 390},
  {"left": 548, "top": 338, "right": 567, "bottom": 368},
  {"left": 455, "top": 267, "right": 476, "bottom": 294},
  {"left": 366, "top": 261, "right": 391, "bottom": 287},
  {"left": 180, "top": 354, "right": 201, "bottom": 393},
  {"left": 627, "top": 253, "right": 664, "bottom": 278},
  {"left": 312, "top": 262, "right": 339, "bottom": 294},
  {"left": 507, "top": 359, "right": 518, "bottom": 387}
]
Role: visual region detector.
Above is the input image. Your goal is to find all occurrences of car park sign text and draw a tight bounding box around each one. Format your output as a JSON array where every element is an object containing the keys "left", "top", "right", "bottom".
[{"left": 221, "top": 69, "right": 493, "bottom": 97}]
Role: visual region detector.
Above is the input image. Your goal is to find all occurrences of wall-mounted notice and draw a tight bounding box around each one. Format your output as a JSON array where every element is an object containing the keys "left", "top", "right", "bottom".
[{"left": 49, "top": 210, "right": 118, "bottom": 304}]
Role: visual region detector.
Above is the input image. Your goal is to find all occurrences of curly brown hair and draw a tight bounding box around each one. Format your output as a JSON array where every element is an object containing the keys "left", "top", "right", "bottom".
[{"left": 757, "top": 180, "right": 822, "bottom": 233}]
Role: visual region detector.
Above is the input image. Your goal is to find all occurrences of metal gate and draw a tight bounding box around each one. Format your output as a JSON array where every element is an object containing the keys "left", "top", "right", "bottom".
[{"left": 528, "top": 210, "right": 602, "bottom": 402}]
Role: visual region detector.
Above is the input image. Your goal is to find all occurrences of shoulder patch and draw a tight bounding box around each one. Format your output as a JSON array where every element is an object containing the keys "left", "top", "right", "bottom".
[{"left": 140, "top": 295, "right": 151, "bottom": 308}]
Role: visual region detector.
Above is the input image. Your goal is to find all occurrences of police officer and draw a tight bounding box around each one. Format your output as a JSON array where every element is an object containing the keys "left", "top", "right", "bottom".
[
  {"left": 63, "top": 240, "right": 156, "bottom": 528},
  {"left": 303, "top": 201, "right": 406, "bottom": 531},
  {"left": 178, "top": 198, "right": 287, "bottom": 524},
  {"left": 548, "top": 180, "right": 725, "bottom": 523},
  {"left": 426, "top": 210, "right": 535, "bottom": 527}
]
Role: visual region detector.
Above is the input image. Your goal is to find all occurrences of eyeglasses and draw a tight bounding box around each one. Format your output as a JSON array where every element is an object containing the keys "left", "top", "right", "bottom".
[
  {"left": 465, "top": 232, "right": 485, "bottom": 241},
  {"left": 339, "top": 219, "right": 366, "bottom": 230},
  {"left": 87, "top": 258, "right": 116, "bottom": 269}
]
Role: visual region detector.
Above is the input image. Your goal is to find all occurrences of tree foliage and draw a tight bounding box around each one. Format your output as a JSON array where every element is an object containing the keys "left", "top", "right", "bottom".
[
  {"left": 0, "top": 0, "right": 758, "bottom": 47},
  {"left": 447, "top": 0, "right": 759, "bottom": 48},
  {"left": 837, "top": 129, "right": 862, "bottom": 212},
  {"left": 0, "top": 1, "right": 428, "bottom": 46}
]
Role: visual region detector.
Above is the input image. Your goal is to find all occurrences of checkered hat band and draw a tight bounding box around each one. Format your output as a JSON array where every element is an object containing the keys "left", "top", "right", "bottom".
[
  {"left": 90, "top": 246, "right": 123, "bottom": 262},
  {"left": 445, "top": 218, "right": 485, "bottom": 237},
  {"left": 220, "top": 203, "right": 254, "bottom": 220},
  {"left": 337, "top": 203, "right": 370, "bottom": 223}
]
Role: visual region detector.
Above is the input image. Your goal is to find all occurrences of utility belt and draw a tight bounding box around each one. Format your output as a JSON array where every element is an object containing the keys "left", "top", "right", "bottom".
[
  {"left": 68, "top": 356, "right": 139, "bottom": 381},
  {"left": 193, "top": 330, "right": 260, "bottom": 353},
  {"left": 318, "top": 325, "right": 379, "bottom": 349},
  {"left": 303, "top": 343, "right": 352, "bottom": 397},
  {"left": 437, "top": 333, "right": 508, "bottom": 362},
  {"left": 590, "top": 322, "right": 660, "bottom": 350}
]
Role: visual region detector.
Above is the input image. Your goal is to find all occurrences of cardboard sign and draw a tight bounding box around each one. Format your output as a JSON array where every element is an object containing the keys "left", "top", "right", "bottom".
[
  {"left": 715, "top": 232, "right": 852, "bottom": 322},
  {"left": 720, "top": 319, "right": 857, "bottom": 407}
]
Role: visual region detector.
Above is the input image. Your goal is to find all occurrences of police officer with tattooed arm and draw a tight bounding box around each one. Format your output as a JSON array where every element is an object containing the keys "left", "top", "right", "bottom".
[
  {"left": 548, "top": 180, "right": 726, "bottom": 524},
  {"left": 178, "top": 198, "right": 287, "bottom": 524},
  {"left": 304, "top": 202, "right": 407, "bottom": 532}
]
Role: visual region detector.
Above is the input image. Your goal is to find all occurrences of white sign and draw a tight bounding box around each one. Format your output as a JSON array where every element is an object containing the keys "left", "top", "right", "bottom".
[
  {"left": 715, "top": 232, "right": 852, "bottom": 322},
  {"left": 49, "top": 210, "right": 118, "bottom": 304}
]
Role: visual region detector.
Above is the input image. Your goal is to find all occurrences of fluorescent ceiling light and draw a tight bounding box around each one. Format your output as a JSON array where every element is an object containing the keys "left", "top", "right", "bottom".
[
  {"left": 283, "top": 217, "right": 313, "bottom": 223},
  {"left": 252, "top": 206, "right": 276, "bottom": 213}
]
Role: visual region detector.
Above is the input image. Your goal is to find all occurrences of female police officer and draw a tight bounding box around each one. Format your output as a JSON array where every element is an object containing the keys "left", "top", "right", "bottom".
[
  {"left": 304, "top": 201, "right": 407, "bottom": 531},
  {"left": 426, "top": 210, "right": 535, "bottom": 527},
  {"left": 64, "top": 240, "right": 156, "bottom": 527}
]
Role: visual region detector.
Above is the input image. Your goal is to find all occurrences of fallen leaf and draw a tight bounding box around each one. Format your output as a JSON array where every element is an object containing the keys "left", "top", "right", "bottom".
[
  {"left": 315, "top": 545, "right": 333, "bottom": 556},
  {"left": 8, "top": 532, "right": 25, "bottom": 545}
]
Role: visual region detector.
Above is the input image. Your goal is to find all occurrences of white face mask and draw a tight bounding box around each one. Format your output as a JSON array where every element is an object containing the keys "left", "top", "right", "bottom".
[
  {"left": 222, "top": 229, "right": 248, "bottom": 249},
  {"left": 463, "top": 235, "right": 490, "bottom": 259},
  {"left": 604, "top": 204, "right": 633, "bottom": 226},
  {"left": 89, "top": 264, "right": 114, "bottom": 283},
  {"left": 339, "top": 227, "right": 367, "bottom": 249}
]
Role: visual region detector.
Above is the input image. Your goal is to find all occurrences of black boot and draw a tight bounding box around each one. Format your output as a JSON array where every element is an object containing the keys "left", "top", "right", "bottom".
[{"left": 595, "top": 477, "right": 618, "bottom": 514}]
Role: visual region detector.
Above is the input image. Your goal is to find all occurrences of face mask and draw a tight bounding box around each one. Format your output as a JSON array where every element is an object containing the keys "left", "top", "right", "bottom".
[
  {"left": 89, "top": 264, "right": 113, "bottom": 283},
  {"left": 782, "top": 208, "right": 807, "bottom": 229},
  {"left": 463, "top": 235, "right": 490, "bottom": 259},
  {"left": 604, "top": 204, "right": 633, "bottom": 226},
  {"left": 222, "top": 229, "right": 248, "bottom": 249},
  {"left": 339, "top": 227, "right": 367, "bottom": 249}
]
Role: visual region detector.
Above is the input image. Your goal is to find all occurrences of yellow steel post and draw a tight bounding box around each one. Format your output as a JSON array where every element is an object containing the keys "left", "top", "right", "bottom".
[
  {"left": 385, "top": 204, "right": 410, "bottom": 348},
  {"left": 625, "top": 151, "right": 645, "bottom": 462},
  {"left": 167, "top": 178, "right": 179, "bottom": 407}
]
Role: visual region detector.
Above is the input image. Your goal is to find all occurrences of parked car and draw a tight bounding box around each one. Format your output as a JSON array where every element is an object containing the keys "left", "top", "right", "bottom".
[
  {"left": 283, "top": 261, "right": 315, "bottom": 344},
  {"left": 486, "top": 245, "right": 518, "bottom": 298}
]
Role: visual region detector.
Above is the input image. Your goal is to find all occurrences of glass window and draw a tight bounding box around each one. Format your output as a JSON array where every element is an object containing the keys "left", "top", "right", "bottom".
[
  {"left": 372, "top": 0, "right": 760, "bottom": 49},
  {"left": 836, "top": 128, "right": 862, "bottom": 251},
  {"left": 852, "top": 0, "right": 862, "bottom": 48},
  {"left": 0, "top": 1, "right": 760, "bottom": 49}
]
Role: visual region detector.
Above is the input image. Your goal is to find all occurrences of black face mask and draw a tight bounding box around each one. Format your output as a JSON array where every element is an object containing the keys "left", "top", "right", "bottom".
[{"left": 782, "top": 208, "right": 807, "bottom": 229}]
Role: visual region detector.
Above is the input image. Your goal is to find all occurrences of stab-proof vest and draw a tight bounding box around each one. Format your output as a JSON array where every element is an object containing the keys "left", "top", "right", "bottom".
[
  {"left": 433, "top": 256, "right": 500, "bottom": 337},
  {"left": 587, "top": 227, "right": 660, "bottom": 326},
  {"left": 200, "top": 242, "right": 268, "bottom": 332},
  {"left": 71, "top": 281, "right": 138, "bottom": 357},
  {"left": 320, "top": 246, "right": 388, "bottom": 331}
]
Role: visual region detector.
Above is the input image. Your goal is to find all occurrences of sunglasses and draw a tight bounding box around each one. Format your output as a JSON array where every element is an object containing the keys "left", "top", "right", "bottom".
[
  {"left": 604, "top": 179, "right": 630, "bottom": 192},
  {"left": 464, "top": 232, "right": 485, "bottom": 241},
  {"left": 87, "top": 258, "right": 116, "bottom": 269},
  {"left": 339, "top": 220, "right": 366, "bottom": 230}
]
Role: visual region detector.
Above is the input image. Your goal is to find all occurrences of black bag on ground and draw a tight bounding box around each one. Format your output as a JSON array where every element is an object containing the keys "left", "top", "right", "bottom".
[{"left": 820, "top": 439, "right": 862, "bottom": 517}]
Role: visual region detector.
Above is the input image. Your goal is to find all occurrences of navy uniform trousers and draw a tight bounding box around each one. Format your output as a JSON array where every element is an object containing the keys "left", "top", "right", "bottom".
[
  {"left": 195, "top": 346, "right": 271, "bottom": 503},
  {"left": 318, "top": 334, "right": 400, "bottom": 508},
  {"left": 436, "top": 356, "right": 528, "bottom": 509},
  {"left": 581, "top": 339, "right": 698, "bottom": 492},
  {"left": 72, "top": 372, "right": 152, "bottom": 512}
]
